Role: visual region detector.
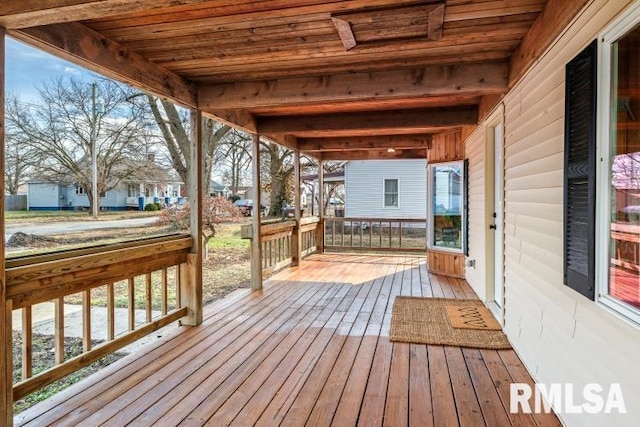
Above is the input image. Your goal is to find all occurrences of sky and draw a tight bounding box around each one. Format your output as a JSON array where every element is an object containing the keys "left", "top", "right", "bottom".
[{"left": 6, "top": 36, "right": 95, "bottom": 101}]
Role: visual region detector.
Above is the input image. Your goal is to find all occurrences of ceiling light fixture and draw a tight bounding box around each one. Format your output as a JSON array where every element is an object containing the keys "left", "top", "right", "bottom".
[{"left": 387, "top": 148, "right": 396, "bottom": 153}]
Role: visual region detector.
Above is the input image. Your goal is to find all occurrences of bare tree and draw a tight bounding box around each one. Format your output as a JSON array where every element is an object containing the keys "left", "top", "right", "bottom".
[
  {"left": 4, "top": 129, "right": 35, "bottom": 195},
  {"left": 218, "top": 129, "right": 252, "bottom": 195},
  {"left": 6, "top": 78, "right": 150, "bottom": 212},
  {"left": 146, "top": 96, "right": 231, "bottom": 193}
]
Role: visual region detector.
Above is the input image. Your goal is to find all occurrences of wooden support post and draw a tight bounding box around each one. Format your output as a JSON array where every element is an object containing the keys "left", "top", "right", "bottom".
[
  {"left": 250, "top": 134, "right": 263, "bottom": 290},
  {"left": 181, "top": 109, "right": 203, "bottom": 326},
  {"left": 0, "top": 28, "right": 12, "bottom": 425},
  {"left": 292, "top": 150, "right": 302, "bottom": 266},
  {"left": 317, "top": 160, "right": 325, "bottom": 253}
]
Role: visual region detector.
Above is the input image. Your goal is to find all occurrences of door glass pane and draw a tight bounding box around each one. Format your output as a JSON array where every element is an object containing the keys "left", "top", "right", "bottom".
[
  {"left": 432, "top": 164, "right": 462, "bottom": 250},
  {"left": 609, "top": 24, "right": 640, "bottom": 309}
]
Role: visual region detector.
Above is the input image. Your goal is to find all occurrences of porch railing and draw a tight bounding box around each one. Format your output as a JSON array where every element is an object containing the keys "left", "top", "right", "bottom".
[
  {"left": 242, "top": 216, "right": 320, "bottom": 276},
  {"left": 5, "top": 234, "right": 193, "bottom": 401},
  {"left": 324, "top": 217, "right": 426, "bottom": 253}
]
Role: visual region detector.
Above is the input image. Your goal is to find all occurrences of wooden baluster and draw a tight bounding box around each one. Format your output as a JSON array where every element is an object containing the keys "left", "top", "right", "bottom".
[
  {"left": 146, "top": 273, "right": 152, "bottom": 323},
  {"left": 82, "top": 290, "right": 91, "bottom": 352},
  {"left": 107, "top": 283, "right": 115, "bottom": 341},
  {"left": 399, "top": 221, "right": 403, "bottom": 248},
  {"left": 360, "top": 221, "right": 364, "bottom": 247},
  {"left": 54, "top": 298, "right": 64, "bottom": 364},
  {"left": 389, "top": 221, "right": 392, "bottom": 249},
  {"left": 161, "top": 268, "right": 168, "bottom": 316},
  {"left": 128, "top": 277, "right": 135, "bottom": 331},
  {"left": 176, "top": 265, "right": 182, "bottom": 308},
  {"left": 369, "top": 220, "right": 373, "bottom": 248},
  {"left": 22, "top": 306, "right": 32, "bottom": 379},
  {"left": 380, "top": 221, "right": 383, "bottom": 247},
  {"left": 332, "top": 220, "right": 336, "bottom": 248}
]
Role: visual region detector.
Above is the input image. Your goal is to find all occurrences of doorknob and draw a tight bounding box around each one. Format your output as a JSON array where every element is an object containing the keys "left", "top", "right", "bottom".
[{"left": 489, "top": 224, "right": 497, "bottom": 230}]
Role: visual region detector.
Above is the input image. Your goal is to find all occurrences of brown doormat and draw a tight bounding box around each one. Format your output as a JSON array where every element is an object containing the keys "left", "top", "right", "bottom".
[
  {"left": 389, "top": 297, "right": 511, "bottom": 349},
  {"left": 445, "top": 305, "right": 502, "bottom": 330}
]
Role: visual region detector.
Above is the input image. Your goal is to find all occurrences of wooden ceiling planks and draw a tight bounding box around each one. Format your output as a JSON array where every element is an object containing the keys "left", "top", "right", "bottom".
[{"left": 3, "top": 0, "right": 575, "bottom": 159}]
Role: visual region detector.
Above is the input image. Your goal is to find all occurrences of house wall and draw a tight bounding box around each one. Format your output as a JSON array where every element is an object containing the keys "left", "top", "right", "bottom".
[
  {"left": 464, "top": 125, "right": 489, "bottom": 301},
  {"left": 344, "top": 159, "right": 427, "bottom": 219},
  {"left": 66, "top": 186, "right": 128, "bottom": 210},
  {"left": 27, "top": 183, "right": 62, "bottom": 210},
  {"left": 465, "top": 1, "right": 640, "bottom": 425}
]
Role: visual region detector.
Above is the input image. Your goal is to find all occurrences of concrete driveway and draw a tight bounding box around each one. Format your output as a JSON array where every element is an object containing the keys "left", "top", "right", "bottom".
[{"left": 5, "top": 216, "right": 158, "bottom": 241}]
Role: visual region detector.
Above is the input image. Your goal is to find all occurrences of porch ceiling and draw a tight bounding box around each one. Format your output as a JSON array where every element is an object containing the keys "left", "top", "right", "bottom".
[{"left": 2, "top": 0, "right": 588, "bottom": 160}]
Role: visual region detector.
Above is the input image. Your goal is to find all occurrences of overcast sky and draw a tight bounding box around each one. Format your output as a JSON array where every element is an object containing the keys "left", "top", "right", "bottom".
[{"left": 6, "top": 37, "right": 95, "bottom": 101}]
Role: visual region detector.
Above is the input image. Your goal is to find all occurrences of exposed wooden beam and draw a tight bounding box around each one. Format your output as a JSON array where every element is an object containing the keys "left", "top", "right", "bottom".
[
  {"left": 320, "top": 148, "right": 428, "bottom": 161},
  {"left": 262, "top": 134, "right": 299, "bottom": 152},
  {"left": 203, "top": 109, "right": 257, "bottom": 134},
  {"left": 257, "top": 106, "right": 478, "bottom": 136},
  {"left": 199, "top": 62, "right": 508, "bottom": 110},
  {"left": 11, "top": 23, "right": 197, "bottom": 107},
  {"left": 299, "top": 135, "right": 431, "bottom": 152},
  {"left": 0, "top": 0, "right": 215, "bottom": 29},
  {"left": 509, "top": 0, "right": 590, "bottom": 86}
]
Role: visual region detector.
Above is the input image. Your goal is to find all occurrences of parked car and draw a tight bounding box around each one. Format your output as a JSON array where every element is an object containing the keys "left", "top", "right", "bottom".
[{"left": 233, "top": 199, "right": 267, "bottom": 216}]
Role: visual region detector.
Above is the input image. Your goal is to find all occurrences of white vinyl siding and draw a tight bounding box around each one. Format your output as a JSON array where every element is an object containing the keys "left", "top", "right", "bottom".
[
  {"left": 466, "top": 1, "right": 640, "bottom": 425},
  {"left": 464, "top": 126, "right": 489, "bottom": 301},
  {"left": 27, "top": 183, "right": 61, "bottom": 209},
  {"left": 345, "top": 160, "right": 426, "bottom": 219}
]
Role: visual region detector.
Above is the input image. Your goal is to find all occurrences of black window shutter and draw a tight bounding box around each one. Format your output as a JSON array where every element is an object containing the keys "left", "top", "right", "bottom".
[{"left": 564, "top": 40, "right": 597, "bottom": 300}]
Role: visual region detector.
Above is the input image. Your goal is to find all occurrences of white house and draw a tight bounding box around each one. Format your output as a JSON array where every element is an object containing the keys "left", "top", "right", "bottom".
[{"left": 344, "top": 159, "right": 426, "bottom": 220}]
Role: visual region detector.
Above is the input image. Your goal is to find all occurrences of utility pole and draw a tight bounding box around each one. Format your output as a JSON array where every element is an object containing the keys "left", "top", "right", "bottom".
[{"left": 91, "top": 82, "right": 99, "bottom": 220}]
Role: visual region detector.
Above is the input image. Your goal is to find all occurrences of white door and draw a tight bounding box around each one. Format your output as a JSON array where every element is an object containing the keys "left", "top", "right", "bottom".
[{"left": 493, "top": 124, "right": 504, "bottom": 307}]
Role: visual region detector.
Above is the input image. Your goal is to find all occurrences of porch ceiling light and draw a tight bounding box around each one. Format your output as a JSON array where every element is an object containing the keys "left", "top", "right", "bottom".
[{"left": 387, "top": 148, "right": 396, "bottom": 153}]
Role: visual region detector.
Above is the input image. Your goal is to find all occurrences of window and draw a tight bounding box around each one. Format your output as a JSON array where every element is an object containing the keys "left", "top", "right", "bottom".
[
  {"left": 75, "top": 186, "right": 86, "bottom": 195},
  {"left": 428, "top": 161, "right": 465, "bottom": 252},
  {"left": 598, "top": 5, "right": 640, "bottom": 323},
  {"left": 384, "top": 178, "right": 399, "bottom": 207}
]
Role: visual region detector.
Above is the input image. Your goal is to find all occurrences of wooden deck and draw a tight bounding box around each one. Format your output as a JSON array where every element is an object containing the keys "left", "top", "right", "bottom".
[{"left": 15, "top": 254, "right": 561, "bottom": 426}]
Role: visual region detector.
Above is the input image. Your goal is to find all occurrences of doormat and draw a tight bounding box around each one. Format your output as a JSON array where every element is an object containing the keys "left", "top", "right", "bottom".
[{"left": 389, "top": 297, "right": 511, "bottom": 349}]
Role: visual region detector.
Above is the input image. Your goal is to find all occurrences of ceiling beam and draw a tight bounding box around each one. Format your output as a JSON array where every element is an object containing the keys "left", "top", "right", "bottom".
[
  {"left": 509, "top": 0, "right": 590, "bottom": 87},
  {"left": 0, "top": 1, "right": 215, "bottom": 29},
  {"left": 320, "top": 148, "right": 427, "bottom": 161},
  {"left": 11, "top": 22, "right": 197, "bottom": 108},
  {"left": 262, "top": 134, "right": 299, "bottom": 152},
  {"left": 199, "top": 62, "right": 508, "bottom": 110},
  {"left": 256, "top": 106, "right": 478, "bottom": 137},
  {"left": 204, "top": 109, "right": 257, "bottom": 134},
  {"left": 299, "top": 135, "right": 431, "bottom": 152}
]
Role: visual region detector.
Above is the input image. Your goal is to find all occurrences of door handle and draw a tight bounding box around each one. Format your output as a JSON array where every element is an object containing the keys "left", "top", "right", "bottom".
[{"left": 489, "top": 224, "right": 497, "bottom": 230}]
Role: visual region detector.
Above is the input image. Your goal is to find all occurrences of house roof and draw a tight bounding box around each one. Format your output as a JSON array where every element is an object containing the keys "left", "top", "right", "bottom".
[
  {"left": 4, "top": 1, "right": 585, "bottom": 161},
  {"left": 210, "top": 180, "right": 229, "bottom": 192}
]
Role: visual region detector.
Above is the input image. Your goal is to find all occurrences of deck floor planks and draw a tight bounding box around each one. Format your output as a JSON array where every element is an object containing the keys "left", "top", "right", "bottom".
[
  {"left": 15, "top": 254, "right": 561, "bottom": 427},
  {"left": 86, "top": 282, "right": 326, "bottom": 426}
]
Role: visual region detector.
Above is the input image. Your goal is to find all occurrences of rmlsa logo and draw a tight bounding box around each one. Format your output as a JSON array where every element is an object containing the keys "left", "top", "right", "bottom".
[{"left": 510, "top": 383, "right": 626, "bottom": 414}]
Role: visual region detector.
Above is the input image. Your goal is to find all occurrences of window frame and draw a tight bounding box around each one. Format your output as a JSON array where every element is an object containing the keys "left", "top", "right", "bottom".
[
  {"left": 427, "top": 160, "right": 466, "bottom": 253},
  {"left": 596, "top": 1, "right": 640, "bottom": 326},
  {"left": 382, "top": 177, "right": 400, "bottom": 209}
]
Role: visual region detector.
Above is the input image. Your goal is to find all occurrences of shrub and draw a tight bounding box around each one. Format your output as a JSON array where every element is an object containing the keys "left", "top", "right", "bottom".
[
  {"left": 144, "top": 203, "right": 159, "bottom": 211},
  {"left": 155, "top": 202, "right": 162, "bottom": 210}
]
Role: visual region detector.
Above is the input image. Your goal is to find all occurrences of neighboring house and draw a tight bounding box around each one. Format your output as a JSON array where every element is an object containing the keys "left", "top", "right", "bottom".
[
  {"left": 209, "top": 180, "right": 230, "bottom": 198},
  {"left": 27, "top": 160, "right": 183, "bottom": 210},
  {"left": 344, "top": 160, "right": 426, "bottom": 220}
]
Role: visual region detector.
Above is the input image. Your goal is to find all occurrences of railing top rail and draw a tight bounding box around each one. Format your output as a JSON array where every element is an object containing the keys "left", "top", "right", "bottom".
[
  {"left": 6, "top": 233, "right": 191, "bottom": 268},
  {"left": 325, "top": 217, "right": 427, "bottom": 223}
]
